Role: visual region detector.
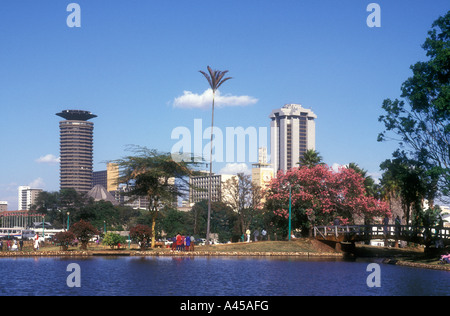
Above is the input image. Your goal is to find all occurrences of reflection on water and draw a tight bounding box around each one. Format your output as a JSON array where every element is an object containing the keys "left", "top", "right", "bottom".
[{"left": 0, "top": 256, "right": 448, "bottom": 296}]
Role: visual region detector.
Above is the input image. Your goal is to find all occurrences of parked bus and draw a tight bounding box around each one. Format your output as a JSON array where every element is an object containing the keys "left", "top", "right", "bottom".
[{"left": 0, "top": 228, "right": 35, "bottom": 240}]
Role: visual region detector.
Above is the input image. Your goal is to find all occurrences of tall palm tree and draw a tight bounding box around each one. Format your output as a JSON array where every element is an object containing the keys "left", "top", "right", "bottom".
[{"left": 199, "top": 66, "right": 232, "bottom": 246}]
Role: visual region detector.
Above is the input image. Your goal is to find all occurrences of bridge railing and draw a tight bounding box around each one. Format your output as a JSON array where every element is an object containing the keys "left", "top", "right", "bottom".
[{"left": 313, "top": 225, "right": 450, "bottom": 241}]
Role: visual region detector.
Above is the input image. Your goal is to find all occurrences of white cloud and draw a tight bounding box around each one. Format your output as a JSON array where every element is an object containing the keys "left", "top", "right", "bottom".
[
  {"left": 28, "top": 177, "right": 45, "bottom": 189},
  {"left": 219, "top": 163, "right": 251, "bottom": 175},
  {"left": 173, "top": 89, "right": 258, "bottom": 109},
  {"left": 331, "top": 163, "right": 346, "bottom": 173},
  {"left": 36, "top": 154, "right": 60, "bottom": 164}
]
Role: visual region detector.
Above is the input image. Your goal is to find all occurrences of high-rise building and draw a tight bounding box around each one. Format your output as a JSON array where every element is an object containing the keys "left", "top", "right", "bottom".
[
  {"left": 18, "top": 186, "right": 42, "bottom": 210},
  {"left": 56, "top": 110, "right": 97, "bottom": 193},
  {"left": 269, "top": 104, "right": 316, "bottom": 173}
]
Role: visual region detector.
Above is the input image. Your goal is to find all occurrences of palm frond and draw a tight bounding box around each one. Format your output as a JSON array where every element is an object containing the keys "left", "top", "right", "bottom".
[
  {"left": 199, "top": 70, "right": 213, "bottom": 90},
  {"left": 216, "top": 76, "right": 232, "bottom": 90},
  {"left": 200, "top": 66, "right": 232, "bottom": 92}
]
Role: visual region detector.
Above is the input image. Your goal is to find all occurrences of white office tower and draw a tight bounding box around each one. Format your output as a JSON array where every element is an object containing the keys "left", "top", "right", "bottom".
[
  {"left": 18, "top": 186, "right": 42, "bottom": 210},
  {"left": 269, "top": 104, "right": 317, "bottom": 173}
]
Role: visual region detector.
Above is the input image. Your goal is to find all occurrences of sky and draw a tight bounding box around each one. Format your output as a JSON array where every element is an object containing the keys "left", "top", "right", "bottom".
[{"left": 0, "top": 0, "right": 449, "bottom": 210}]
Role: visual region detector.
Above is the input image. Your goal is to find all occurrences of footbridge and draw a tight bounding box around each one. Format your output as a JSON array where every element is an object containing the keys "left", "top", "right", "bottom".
[{"left": 313, "top": 225, "right": 450, "bottom": 250}]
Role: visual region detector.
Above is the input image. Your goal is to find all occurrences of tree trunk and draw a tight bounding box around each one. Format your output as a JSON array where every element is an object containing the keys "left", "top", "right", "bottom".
[{"left": 151, "top": 212, "right": 157, "bottom": 248}]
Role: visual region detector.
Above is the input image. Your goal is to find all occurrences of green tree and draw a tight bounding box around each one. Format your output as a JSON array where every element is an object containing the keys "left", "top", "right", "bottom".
[
  {"left": 190, "top": 200, "right": 239, "bottom": 243},
  {"left": 298, "top": 149, "right": 324, "bottom": 168},
  {"left": 31, "top": 189, "right": 85, "bottom": 228},
  {"left": 159, "top": 207, "right": 190, "bottom": 238},
  {"left": 76, "top": 200, "right": 120, "bottom": 231},
  {"left": 113, "top": 146, "right": 199, "bottom": 248},
  {"left": 379, "top": 152, "right": 427, "bottom": 225},
  {"left": 378, "top": 11, "right": 450, "bottom": 199},
  {"left": 32, "top": 189, "right": 143, "bottom": 231},
  {"left": 199, "top": 66, "right": 232, "bottom": 246}
]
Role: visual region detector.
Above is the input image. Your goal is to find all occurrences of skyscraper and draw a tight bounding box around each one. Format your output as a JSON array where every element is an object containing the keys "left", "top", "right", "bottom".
[
  {"left": 56, "top": 110, "right": 97, "bottom": 193},
  {"left": 270, "top": 104, "right": 317, "bottom": 173}
]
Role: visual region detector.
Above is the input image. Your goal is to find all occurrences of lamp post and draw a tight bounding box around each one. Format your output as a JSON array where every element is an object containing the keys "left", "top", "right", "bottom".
[{"left": 67, "top": 212, "right": 70, "bottom": 231}]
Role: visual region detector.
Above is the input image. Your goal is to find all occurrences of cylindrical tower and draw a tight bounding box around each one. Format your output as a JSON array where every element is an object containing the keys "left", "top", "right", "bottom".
[{"left": 56, "top": 110, "right": 97, "bottom": 193}]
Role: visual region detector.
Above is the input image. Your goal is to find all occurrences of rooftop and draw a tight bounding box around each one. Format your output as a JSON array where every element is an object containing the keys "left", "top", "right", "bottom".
[{"left": 56, "top": 110, "right": 97, "bottom": 121}]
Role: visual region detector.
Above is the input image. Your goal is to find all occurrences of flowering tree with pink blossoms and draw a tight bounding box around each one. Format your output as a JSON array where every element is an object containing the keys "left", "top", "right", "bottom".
[{"left": 265, "top": 165, "right": 391, "bottom": 237}]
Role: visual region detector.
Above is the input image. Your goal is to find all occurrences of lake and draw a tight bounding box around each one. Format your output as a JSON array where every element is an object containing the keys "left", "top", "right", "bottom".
[{"left": 0, "top": 256, "right": 448, "bottom": 296}]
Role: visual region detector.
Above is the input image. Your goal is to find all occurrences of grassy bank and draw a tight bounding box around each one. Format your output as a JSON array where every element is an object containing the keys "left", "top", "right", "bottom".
[
  {"left": 195, "top": 239, "right": 336, "bottom": 254},
  {"left": 0, "top": 238, "right": 340, "bottom": 256}
]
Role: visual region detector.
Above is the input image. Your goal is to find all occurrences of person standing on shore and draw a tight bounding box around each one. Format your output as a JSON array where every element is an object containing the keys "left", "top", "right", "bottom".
[
  {"left": 246, "top": 228, "right": 251, "bottom": 243},
  {"left": 176, "top": 233, "right": 182, "bottom": 251},
  {"left": 253, "top": 229, "right": 259, "bottom": 242},
  {"left": 261, "top": 229, "right": 267, "bottom": 241},
  {"left": 34, "top": 233, "right": 40, "bottom": 251},
  {"left": 185, "top": 235, "right": 191, "bottom": 252}
]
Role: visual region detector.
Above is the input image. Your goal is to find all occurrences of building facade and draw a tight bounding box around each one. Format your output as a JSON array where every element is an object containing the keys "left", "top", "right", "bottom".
[
  {"left": 189, "top": 173, "right": 234, "bottom": 205},
  {"left": 56, "top": 110, "right": 97, "bottom": 193},
  {"left": 92, "top": 170, "right": 107, "bottom": 189},
  {"left": 251, "top": 147, "right": 274, "bottom": 188},
  {"left": 112, "top": 185, "right": 150, "bottom": 210},
  {"left": 93, "top": 163, "right": 119, "bottom": 193},
  {"left": 0, "top": 201, "right": 7, "bottom": 212},
  {"left": 18, "top": 186, "right": 42, "bottom": 210},
  {"left": 269, "top": 104, "right": 316, "bottom": 173}
]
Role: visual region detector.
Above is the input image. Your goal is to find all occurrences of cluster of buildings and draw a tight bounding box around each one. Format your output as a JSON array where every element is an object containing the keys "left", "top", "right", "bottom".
[
  {"left": 1, "top": 104, "right": 318, "bottom": 215},
  {"left": 2, "top": 104, "right": 450, "bottom": 230}
]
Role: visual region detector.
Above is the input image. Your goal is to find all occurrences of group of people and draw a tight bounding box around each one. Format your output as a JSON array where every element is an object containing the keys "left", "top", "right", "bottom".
[
  {"left": 171, "top": 233, "right": 195, "bottom": 251},
  {"left": 0, "top": 239, "right": 23, "bottom": 251},
  {"left": 243, "top": 229, "right": 267, "bottom": 242},
  {"left": 0, "top": 234, "right": 42, "bottom": 252}
]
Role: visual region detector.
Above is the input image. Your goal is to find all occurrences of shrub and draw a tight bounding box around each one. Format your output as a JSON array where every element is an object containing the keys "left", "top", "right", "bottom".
[
  {"left": 53, "top": 231, "right": 76, "bottom": 251},
  {"left": 102, "top": 232, "right": 126, "bottom": 249},
  {"left": 70, "top": 220, "right": 99, "bottom": 250},
  {"left": 130, "top": 224, "right": 152, "bottom": 250}
]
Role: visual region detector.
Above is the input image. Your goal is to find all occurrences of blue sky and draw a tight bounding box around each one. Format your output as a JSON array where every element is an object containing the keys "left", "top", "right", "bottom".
[{"left": 0, "top": 1, "right": 449, "bottom": 210}]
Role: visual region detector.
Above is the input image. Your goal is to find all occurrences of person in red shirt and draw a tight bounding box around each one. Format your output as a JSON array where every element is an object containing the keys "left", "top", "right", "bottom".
[{"left": 176, "top": 233, "right": 182, "bottom": 251}]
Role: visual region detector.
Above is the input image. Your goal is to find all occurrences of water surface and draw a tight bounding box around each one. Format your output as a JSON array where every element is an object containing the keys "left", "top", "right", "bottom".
[{"left": 0, "top": 256, "right": 448, "bottom": 296}]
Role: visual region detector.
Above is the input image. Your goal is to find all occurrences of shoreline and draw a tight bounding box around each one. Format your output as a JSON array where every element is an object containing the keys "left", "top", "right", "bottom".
[
  {"left": 0, "top": 239, "right": 448, "bottom": 272},
  {"left": 382, "top": 258, "right": 450, "bottom": 272},
  {"left": 0, "top": 249, "right": 344, "bottom": 258}
]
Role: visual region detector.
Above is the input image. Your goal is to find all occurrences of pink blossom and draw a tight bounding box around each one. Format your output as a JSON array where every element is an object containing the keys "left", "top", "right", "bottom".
[{"left": 266, "top": 164, "right": 391, "bottom": 224}]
